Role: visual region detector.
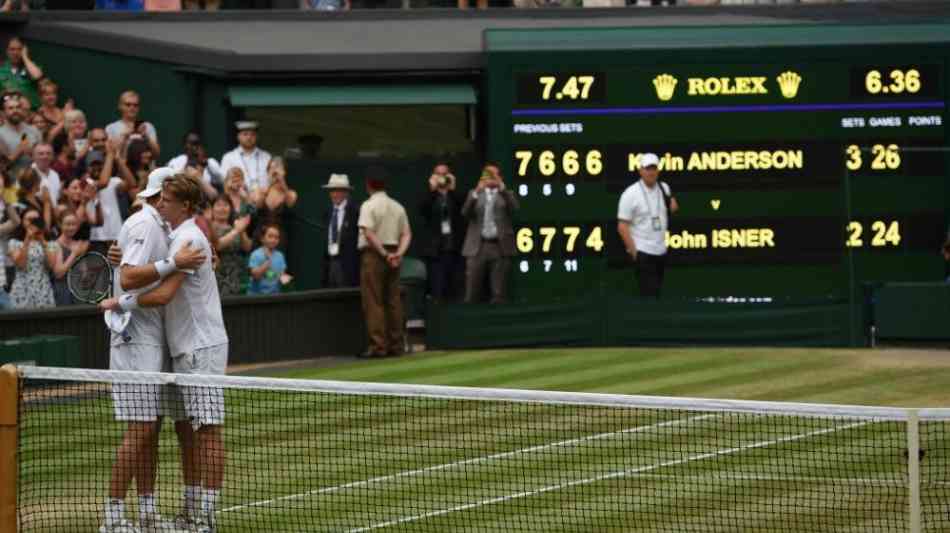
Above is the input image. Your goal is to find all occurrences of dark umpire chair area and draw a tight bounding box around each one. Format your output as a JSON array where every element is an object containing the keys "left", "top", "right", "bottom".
[{"left": 0, "top": 289, "right": 367, "bottom": 369}]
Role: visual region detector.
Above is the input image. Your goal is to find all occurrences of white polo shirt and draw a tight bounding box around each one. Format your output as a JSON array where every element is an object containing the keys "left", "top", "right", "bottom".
[
  {"left": 617, "top": 180, "right": 672, "bottom": 257},
  {"left": 113, "top": 203, "right": 168, "bottom": 347},
  {"left": 32, "top": 164, "right": 61, "bottom": 205},
  {"left": 89, "top": 177, "right": 124, "bottom": 242},
  {"left": 165, "top": 217, "right": 228, "bottom": 357},
  {"left": 220, "top": 146, "right": 272, "bottom": 194}
]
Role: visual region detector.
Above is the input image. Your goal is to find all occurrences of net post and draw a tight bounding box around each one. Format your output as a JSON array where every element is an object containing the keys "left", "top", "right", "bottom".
[
  {"left": 907, "top": 409, "right": 921, "bottom": 533},
  {"left": 0, "top": 364, "right": 19, "bottom": 533}
]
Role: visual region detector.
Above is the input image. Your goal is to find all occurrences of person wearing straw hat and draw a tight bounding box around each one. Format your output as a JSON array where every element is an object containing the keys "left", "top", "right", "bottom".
[
  {"left": 321, "top": 173, "right": 360, "bottom": 289},
  {"left": 220, "top": 120, "right": 271, "bottom": 199}
]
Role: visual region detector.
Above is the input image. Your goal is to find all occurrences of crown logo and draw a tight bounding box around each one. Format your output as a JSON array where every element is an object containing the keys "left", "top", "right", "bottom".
[
  {"left": 653, "top": 74, "right": 678, "bottom": 102},
  {"left": 776, "top": 71, "right": 802, "bottom": 99}
]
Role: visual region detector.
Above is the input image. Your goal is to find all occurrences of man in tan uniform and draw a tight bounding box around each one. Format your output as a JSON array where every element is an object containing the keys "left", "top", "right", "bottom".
[{"left": 358, "top": 166, "right": 412, "bottom": 357}]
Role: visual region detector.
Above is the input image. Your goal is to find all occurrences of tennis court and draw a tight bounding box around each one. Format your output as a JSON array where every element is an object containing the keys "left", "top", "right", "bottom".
[{"left": 13, "top": 347, "right": 950, "bottom": 532}]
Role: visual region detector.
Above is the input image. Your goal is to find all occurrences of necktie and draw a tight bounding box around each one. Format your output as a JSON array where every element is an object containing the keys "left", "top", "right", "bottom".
[{"left": 330, "top": 206, "right": 339, "bottom": 244}]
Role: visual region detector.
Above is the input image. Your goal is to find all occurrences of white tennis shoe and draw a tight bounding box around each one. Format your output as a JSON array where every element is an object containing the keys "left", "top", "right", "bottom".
[{"left": 140, "top": 512, "right": 192, "bottom": 533}]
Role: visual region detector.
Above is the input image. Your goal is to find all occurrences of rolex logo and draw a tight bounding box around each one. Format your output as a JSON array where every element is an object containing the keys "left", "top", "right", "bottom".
[
  {"left": 653, "top": 74, "right": 678, "bottom": 102},
  {"left": 776, "top": 71, "right": 802, "bottom": 99}
]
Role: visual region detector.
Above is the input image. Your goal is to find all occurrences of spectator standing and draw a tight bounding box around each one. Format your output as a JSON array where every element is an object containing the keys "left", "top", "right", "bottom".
[
  {"left": 6, "top": 208, "right": 56, "bottom": 309},
  {"left": 63, "top": 109, "right": 89, "bottom": 157},
  {"left": 168, "top": 131, "right": 223, "bottom": 194},
  {"left": 222, "top": 167, "right": 254, "bottom": 219},
  {"left": 247, "top": 224, "right": 290, "bottom": 295},
  {"left": 0, "top": 94, "right": 42, "bottom": 176},
  {"left": 461, "top": 164, "right": 519, "bottom": 304},
  {"left": 125, "top": 138, "right": 155, "bottom": 196},
  {"left": 211, "top": 196, "right": 252, "bottom": 296},
  {"left": 0, "top": 183, "right": 19, "bottom": 309},
  {"left": 105, "top": 90, "right": 160, "bottom": 158},
  {"left": 51, "top": 210, "right": 89, "bottom": 305},
  {"left": 15, "top": 168, "right": 52, "bottom": 230},
  {"left": 221, "top": 121, "right": 271, "bottom": 198},
  {"left": 0, "top": 38, "right": 43, "bottom": 109},
  {"left": 86, "top": 146, "right": 127, "bottom": 254},
  {"left": 320, "top": 173, "right": 359, "bottom": 289},
  {"left": 0, "top": 156, "right": 14, "bottom": 205},
  {"left": 616, "top": 152, "right": 678, "bottom": 298},
  {"left": 357, "top": 166, "right": 411, "bottom": 358},
  {"left": 55, "top": 176, "right": 100, "bottom": 239},
  {"left": 31, "top": 142, "right": 60, "bottom": 205},
  {"left": 419, "top": 163, "right": 465, "bottom": 302},
  {"left": 254, "top": 157, "right": 296, "bottom": 245},
  {"left": 301, "top": 0, "right": 350, "bottom": 10},
  {"left": 30, "top": 112, "right": 49, "bottom": 142},
  {"left": 37, "top": 80, "right": 66, "bottom": 139}
]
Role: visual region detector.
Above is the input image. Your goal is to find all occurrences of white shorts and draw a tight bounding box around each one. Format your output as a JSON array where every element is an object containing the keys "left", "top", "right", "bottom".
[
  {"left": 167, "top": 343, "right": 229, "bottom": 430},
  {"left": 109, "top": 343, "right": 169, "bottom": 422}
]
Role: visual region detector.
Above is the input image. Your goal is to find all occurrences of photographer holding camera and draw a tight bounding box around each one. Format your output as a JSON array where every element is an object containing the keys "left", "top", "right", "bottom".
[
  {"left": 6, "top": 207, "right": 56, "bottom": 309},
  {"left": 420, "top": 162, "right": 466, "bottom": 302}
]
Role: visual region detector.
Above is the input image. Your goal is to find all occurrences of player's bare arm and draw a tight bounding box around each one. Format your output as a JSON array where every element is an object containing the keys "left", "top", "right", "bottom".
[
  {"left": 99, "top": 272, "right": 186, "bottom": 311},
  {"left": 115, "top": 243, "right": 205, "bottom": 291},
  {"left": 617, "top": 220, "right": 637, "bottom": 260}
]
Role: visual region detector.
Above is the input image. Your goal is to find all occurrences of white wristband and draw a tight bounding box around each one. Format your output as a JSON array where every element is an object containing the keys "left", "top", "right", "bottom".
[
  {"left": 118, "top": 293, "right": 140, "bottom": 312},
  {"left": 155, "top": 257, "right": 177, "bottom": 279}
]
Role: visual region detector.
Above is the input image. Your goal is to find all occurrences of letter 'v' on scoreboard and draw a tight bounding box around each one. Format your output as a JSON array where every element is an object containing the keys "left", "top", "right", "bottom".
[{"left": 485, "top": 23, "right": 949, "bottom": 301}]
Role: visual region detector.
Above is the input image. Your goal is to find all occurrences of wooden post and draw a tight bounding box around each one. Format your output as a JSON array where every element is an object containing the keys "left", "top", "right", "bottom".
[{"left": 0, "top": 364, "right": 18, "bottom": 533}]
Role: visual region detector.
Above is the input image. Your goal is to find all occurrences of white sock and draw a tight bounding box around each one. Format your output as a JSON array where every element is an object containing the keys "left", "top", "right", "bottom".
[
  {"left": 104, "top": 498, "right": 125, "bottom": 526},
  {"left": 201, "top": 489, "right": 220, "bottom": 521},
  {"left": 183, "top": 485, "right": 200, "bottom": 516},
  {"left": 138, "top": 494, "right": 157, "bottom": 520}
]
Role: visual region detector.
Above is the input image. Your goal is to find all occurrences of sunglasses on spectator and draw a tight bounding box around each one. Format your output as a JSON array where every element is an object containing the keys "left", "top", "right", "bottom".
[{"left": 122, "top": 101, "right": 140, "bottom": 108}]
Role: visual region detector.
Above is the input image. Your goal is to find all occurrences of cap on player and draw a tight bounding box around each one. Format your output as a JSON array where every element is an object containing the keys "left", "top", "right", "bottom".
[
  {"left": 138, "top": 167, "right": 176, "bottom": 199},
  {"left": 639, "top": 153, "right": 660, "bottom": 169}
]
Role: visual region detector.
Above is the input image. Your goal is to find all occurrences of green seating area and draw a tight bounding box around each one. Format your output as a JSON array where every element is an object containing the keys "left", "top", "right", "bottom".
[{"left": 0, "top": 335, "right": 82, "bottom": 368}]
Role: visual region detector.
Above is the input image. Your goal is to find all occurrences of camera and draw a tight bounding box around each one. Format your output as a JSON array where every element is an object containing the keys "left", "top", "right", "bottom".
[{"left": 29, "top": 217, "right": 45, "bottom": 231}]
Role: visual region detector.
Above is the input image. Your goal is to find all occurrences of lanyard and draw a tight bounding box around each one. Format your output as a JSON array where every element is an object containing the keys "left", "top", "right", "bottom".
[
  {"left": 240, "top": 150, "right": 261, "bottom": 184},
  {"left": 638, "top": 181, "right": 662, "bottom": 220}
]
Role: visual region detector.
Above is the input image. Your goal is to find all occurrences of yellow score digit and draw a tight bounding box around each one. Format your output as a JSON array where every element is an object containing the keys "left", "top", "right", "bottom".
[
  {"left": 865, "top": 69, "right": 921, "bottom": 95},
  {"left": 539, "top": 227, "right": 557, "bottom": 252},
  {"left": 563, "top": 226, "right": 580, "bottom": 252},
  {"left": 585, "top": 226, "right": 604, "bottom": 252},
  {"left": 538, "top": 76, "right": 556, "bottom": 100},
  {"left": 516, "top": 228, "right": 534, "bottom": 253},
  {"left": 846, "top": 220, "right": 900, "bottom": 248},
  {"left": 538, "top": 75, "right": 596, "bottom": 101},
  {"left": 844, "top": 144, "right": 899, "bottom": 171},
  {"left": 514, "top": 150, "right": 604, "bottom": 177},
  {"left": 515, "top": 226, "right": 605, "bottom": 255}
]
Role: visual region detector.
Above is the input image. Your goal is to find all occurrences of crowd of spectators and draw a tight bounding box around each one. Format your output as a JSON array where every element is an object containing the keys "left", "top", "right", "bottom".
[{"left": 0, "top": 35, "right": 301, "bottom": 310}]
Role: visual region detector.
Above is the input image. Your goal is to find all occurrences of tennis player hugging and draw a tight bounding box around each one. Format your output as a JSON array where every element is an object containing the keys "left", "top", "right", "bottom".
[{"left": 100, "top": 168, "right": 228, "bottom": 533}]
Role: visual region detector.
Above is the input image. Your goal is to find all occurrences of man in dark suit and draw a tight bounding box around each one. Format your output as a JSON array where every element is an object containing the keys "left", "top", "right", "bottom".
[
  {"left": 419, "top": 163, "right": 466, "bottom": 303},
  {"left": 321, "top": 173, "right": 360, "bottom": 288},
  {"left": 461, "top": 163, "right": 519, "bottom": 304}
]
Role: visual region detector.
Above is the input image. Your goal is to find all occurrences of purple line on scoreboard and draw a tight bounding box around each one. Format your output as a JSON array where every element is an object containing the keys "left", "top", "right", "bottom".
[{"left": 511, "top": 101, "right": 946, "bottom": 116}]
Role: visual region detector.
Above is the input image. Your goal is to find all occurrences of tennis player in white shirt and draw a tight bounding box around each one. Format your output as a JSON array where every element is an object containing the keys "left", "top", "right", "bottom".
[
  {"left": 99, "top": 167, "right": 206, "bottom": 533},
  {"left": 103, "top": 173, "right": 228, "bottom": 533}
]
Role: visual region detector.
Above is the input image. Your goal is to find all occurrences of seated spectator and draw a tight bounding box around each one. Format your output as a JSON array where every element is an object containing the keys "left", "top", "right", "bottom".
[
  {"left": 0, "top": 38, "right": 43, "bottom": 110},
  {"left": 6, "top": 207, "right": 57, "bottom": 310},
  {"left": 31, "top": 142, "right": 60, "bottom": 205},
  {"left": 55, "top": 176, "right": 100, "bottom": 236},
  {"left": 51, "top": 210, "right": 90, "bottom": 305},
  {"left": 1, "top": 0, "right": 38, "bottom": 11},
  {"left": 0, "top": 178, "right": 19, "bottom": 309},
  {"left": 95, "top": 0, "right": 145, "bottom": 11},
  {"left": 14, "top": 168, "right": 52, "bottom": 230},
  {"left": 0, "top": 93, "right": 42, "bottom": 176},
  {"left": 168, "top": 131, "right": 223, "bottom": 197},
  {"left": 211, "top": 195, "right": 252, "bottom": 296},
  {"left": 145, "top": 0, "right": 181, "bottom": 9},
  {"left": 248, "top": 223, "right": 291, "bottom": 295},
  {"left": 420, "top": 162, "right": 465, "bottom": 302},
  {"left": 254, "top": 156, "right": 297, "bottom": 245},
  {"left": 105, "top": 90, "right": 160, "bottom": 158},
  {"left": 301, "top": 0, "right": 350, "bottom": 10}
]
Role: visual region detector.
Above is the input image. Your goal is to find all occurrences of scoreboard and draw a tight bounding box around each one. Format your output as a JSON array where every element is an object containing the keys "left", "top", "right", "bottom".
[{"left": 487, "top": 34, "right": 949, "bottom": 301}]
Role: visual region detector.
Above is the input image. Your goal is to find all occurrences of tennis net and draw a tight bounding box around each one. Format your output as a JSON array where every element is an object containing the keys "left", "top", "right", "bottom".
[{"left": 5, "top": 365, "right": 949, "bottom": 532}]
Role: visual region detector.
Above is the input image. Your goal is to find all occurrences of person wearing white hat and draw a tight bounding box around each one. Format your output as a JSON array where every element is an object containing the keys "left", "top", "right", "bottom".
[
  {"left": 98, "top": 167, "right": 207, "bottom": 533},
  {"left": 617, "top": 152, "right": 679, "bottom": 298},
  {"left": 321, "top": 173, "right": 360, "bottom": 288},
  {"left": 220, "top": 120, "right": 271, "bottom": 199}
]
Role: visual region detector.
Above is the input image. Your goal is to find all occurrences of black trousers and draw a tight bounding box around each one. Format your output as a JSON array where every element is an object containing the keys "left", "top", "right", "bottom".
[
  {"left": 427, "top": 251, "right": 460, "bottom": 302},
  {"left": 636, "top": 252, "right": 666, "bottom": 298}
]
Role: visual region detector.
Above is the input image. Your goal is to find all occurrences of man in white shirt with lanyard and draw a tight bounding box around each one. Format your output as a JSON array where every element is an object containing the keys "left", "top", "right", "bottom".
[
  {"left": 220, "top": 121, "right": 271, "bottom": 197},
  {"left": 617, "top": 153, "right": 679, "bottom": 298},
  {"left": 104, "top": 173, "right": 229, "bottom": 533},
  {"left": 99, "top": 167, "right": 206, "bottom": 533}
]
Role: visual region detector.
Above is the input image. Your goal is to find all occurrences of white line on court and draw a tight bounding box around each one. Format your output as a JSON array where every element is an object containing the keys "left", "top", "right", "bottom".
[
  {"left": 345, "top": 421, "right": 870, "bottom": 532},
  {"left": 221, "top": 413, "right": 717, "bottom": 513}
]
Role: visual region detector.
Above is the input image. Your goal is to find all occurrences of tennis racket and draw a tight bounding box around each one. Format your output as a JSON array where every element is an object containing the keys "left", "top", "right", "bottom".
[{"left": 66, "top": 252, "right": 113, "bottom": 305}]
